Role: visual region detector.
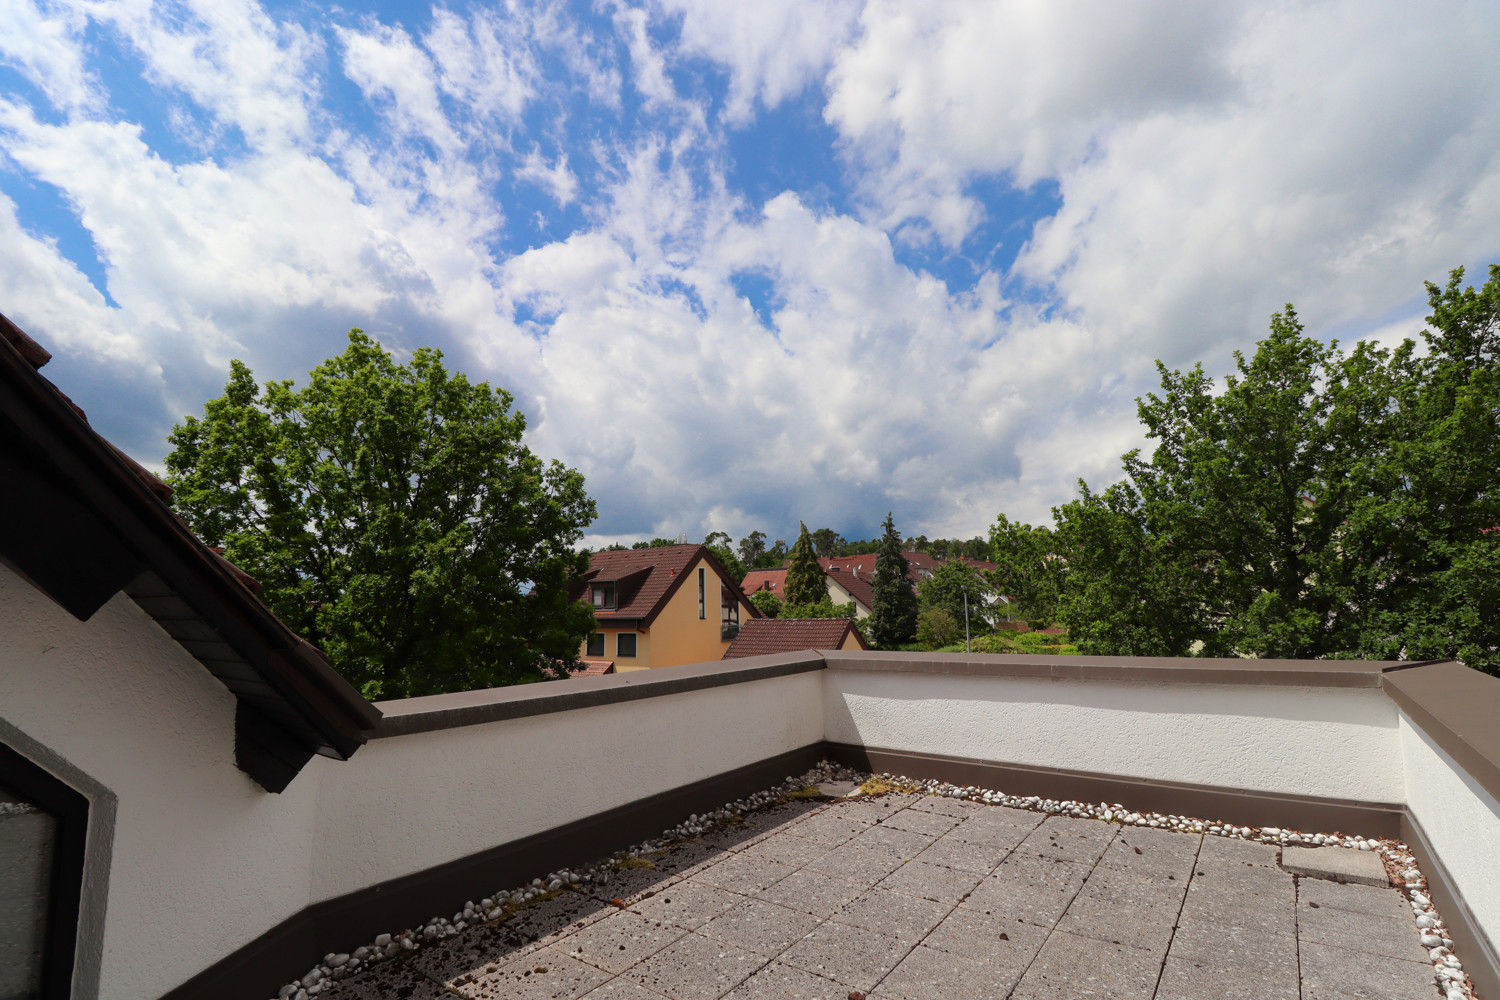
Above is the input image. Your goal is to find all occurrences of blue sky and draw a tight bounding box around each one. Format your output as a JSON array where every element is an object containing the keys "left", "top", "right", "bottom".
[{"left": 3, "top": 0, "right": 1499, "bottom": 548}]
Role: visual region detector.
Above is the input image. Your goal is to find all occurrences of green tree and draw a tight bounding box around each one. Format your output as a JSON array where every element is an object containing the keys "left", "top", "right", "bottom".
[
  {"left": 986, "top": 515, "right": 1067, "bottom": 623},
  {"left": 738, "top": 530, "right": 767, "bottom": 566},
  {"left": 1054, "top": 266, "right": 1500, "bottom": 672},
  {"left": 918, "top": 559, "right": 987, "bottom": 631},
  {"left": 784, "top": 522, "right": 827, "bottom": 606},
  {"left": 704, "top": 532, "right": 746, "bottom": 583},
  {"left": 747, "top": 589, "right": 783, "bottom": 618},
  {"left": 165, "top": 330, "right": 597, "bottom": 699},
  {"left": 781, "top": 598, "right": 857, "bottom": 620},
  {"left": 916, "top": 608, "right": 960, "bottom": 648},
  {"left": 809, "top": 527, "right": 845, "bottom": 558},
  {"left": 761, "top": 538, "right": 789, "bottom": 568},
  {"left": 866, "top": 513, "right": 918, "bottom": 647}
]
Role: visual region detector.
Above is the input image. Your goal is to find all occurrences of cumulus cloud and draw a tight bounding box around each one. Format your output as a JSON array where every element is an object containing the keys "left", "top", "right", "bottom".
[{"left": 1, "top": 0, "right": 1498, "bottom": 547}]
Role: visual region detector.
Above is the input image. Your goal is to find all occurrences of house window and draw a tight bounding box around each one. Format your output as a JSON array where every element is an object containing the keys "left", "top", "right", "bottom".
[
  {"left": 617, "top": 632, "right": 637, "bottom": 657},
  {"left": 0, "top": 742, "right": 89, "bottom": 1000},
  {"left": 591, "top": 583, "right": 615, "bottom": 609},
  {"left": 586, "top": 633, "right": 605, "bottom": 658},
  {"left": 697, "top": 567, "right": 706, "bottom": 619}
]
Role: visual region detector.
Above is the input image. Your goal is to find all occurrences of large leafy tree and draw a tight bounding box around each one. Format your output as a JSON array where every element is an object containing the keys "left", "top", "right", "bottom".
[
  {"left": 1055, "top": 266, "right": 1500, "bottom": 672},
  {"left": 165, "top": 331, "right": 598, "bottom": 699},
  {"left": 985, "top": 515, "right": 1067, "bottom": 623},
  {"left": 917, "top": 559, "right": 987, "bottom": 631},
  {"left": 866, "top": 513, "right": 918, "bottom": 648},
  {"left": 704, "top": 532, "right": 746, "bottom": 583},
  {"left": 783, "top": 522, "right": 827, "bottom": 606}
]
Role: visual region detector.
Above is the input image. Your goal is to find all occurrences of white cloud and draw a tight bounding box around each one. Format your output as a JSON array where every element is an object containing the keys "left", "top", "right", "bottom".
[
  {"left": 516, "top": 147, "right": 578, "bottom": 206},
  {"left": 0, "top": 0, "right": 99, "bottom": 112}
]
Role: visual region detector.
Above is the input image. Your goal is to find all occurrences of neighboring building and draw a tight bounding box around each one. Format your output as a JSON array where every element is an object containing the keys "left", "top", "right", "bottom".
[
  {"left": 573, "top": 545, "right": 760, "bottom": 671},
  {"left": 818, "top": 560, "right": 873, "bottom": 618},
  {"left": 740, "top": 568, "right": 786, "bottom": 598},
  {"left": 722, "top": 617, "right": 869, "bottom": 659}
]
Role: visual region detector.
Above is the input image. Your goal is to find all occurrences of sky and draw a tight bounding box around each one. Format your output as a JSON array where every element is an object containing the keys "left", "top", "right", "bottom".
[{"left": 3, "top": 0, "right": 1499, "bottom": 549}]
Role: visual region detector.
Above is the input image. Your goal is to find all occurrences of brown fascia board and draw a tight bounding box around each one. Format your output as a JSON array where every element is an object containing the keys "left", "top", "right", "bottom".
[
  {"left": 1381, "top": 660, "right": 1500, "bottom": 806},
  {"left": 818, "top": 649, "right": 1422, "bottom": 688},
  {"left": 702, "top": 546, "right": 764, "bottom": 620},
  {"left": 0, "top": 327, "right": 379, "bottom": 758}
]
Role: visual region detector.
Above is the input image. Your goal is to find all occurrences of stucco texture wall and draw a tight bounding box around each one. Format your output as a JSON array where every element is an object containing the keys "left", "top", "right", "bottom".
[
  {"left": 0, "top": 564, "right": 322, "bottom": 1000},
  {"left": 822, "top": 668, "right": 1406, "bottom": 804}
]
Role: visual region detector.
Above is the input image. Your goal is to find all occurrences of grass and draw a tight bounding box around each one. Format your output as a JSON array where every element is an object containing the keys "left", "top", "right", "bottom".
[{"left": 858, "top": 775, "right": 924, "bottom": 796}]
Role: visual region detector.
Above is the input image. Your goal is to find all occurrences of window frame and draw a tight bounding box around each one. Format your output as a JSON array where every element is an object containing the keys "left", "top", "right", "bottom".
[
  {"left": 585, "top": 632, "right": 605, "bottom": 658},
  {"left": 591, "top": 583, "right": 616, "bottom": 610},
  {"left": 0, "top": 740, "right": 89, "bottom": 1000},
  {"left": 697, "top": 567, "right": 706, "bottom": 620},
  {"left": 616, "top": 632, "right": 638, "bottom": 658}
]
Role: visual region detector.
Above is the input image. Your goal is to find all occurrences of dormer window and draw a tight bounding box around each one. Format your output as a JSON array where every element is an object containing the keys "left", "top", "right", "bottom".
[{"left": 592, "top": 583, "right": 616, "bottom": 609}]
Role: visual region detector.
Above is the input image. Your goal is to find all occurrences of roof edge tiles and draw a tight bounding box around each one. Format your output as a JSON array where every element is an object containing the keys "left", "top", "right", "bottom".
[
  {"left": 578, "top": 544, "right": 762, "bottom": 627},
  {"left": 0, "top": 312, "right": 380, "bottom": 792}
]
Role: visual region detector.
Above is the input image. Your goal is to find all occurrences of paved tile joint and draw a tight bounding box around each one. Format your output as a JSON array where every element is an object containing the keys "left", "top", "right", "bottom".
[{"left": 306, "top": 771, "right": 1469, "bottom": 1000}]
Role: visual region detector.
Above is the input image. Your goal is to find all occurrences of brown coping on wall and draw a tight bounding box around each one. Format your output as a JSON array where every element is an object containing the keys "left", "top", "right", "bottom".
[
  {"left": 1381, "top": 660, "right": 1500, "bottom": 806},
  {"left": 823, "top": 742, "right": 1405, "bottom": 838},
  {"left": 820, "top": 649, "right": 1445, "bottom": 689},
  {"left": 158, "top": 743, "right": 828, "bottom": 1000},
  {"left": 371, "top": 651, "right": 826, "bottom": 737}
]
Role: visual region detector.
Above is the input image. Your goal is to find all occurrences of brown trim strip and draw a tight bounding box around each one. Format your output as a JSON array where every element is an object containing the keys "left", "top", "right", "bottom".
[
  {"left": 820, "top": 650, "right": 1431, "bottom": 688},
  {"left": 373, "top": 652, "right": 824, "bottom": 737},
  {"left": 159, "top": 743, "right": 827, "bottom": 1000},
  {"left": 1402, "top": 811, "right": 1500, "bottom": 1000},
  {"left": 823, "top": 742, "right": 1404, "bottom": 837},
  {"left": 1382, "top": 661, "right": 1500, "bottom": 806}
]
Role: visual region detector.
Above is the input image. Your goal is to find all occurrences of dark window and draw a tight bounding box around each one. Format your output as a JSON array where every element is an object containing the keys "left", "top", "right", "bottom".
[
  {"left": 586, "top": 633, "right": 605, "bottom": 658},
  {"left": 697, "top": 567, "right": 706, "bottom": 619},
  {"left": 0, "top": 742, "right": 89, "bottom": 1000},
  {"left": 617, "top": 632, "right": 637, "bottom": 657},
  {"left": 591, "top": 583, "right": 616, "bottom": 609}
]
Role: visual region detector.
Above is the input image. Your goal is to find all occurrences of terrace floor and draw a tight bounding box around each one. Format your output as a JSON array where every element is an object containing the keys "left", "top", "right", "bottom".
[{"left": 321, "top": 789, "right": 1439, "bottom": 1000}]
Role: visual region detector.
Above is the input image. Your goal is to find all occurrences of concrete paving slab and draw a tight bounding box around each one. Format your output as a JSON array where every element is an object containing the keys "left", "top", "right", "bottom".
[
  {"left": 992, "top": 851, "right": 1091, "bottom": 893},
  {"left": 1297, "top": 903, "right": 1431, "bottom": 963},
  {"left": 1023, "top": 929, "right": 1164, "bottom": 1000},
  {"left": 590, "top": 864, "right": 683, "bottom": 904},
  {"left": 1098, "top": 827, "right": 1201, "bottom": 880},
  {"left": 873, "top": 943, "right": 1014, "bottom": 1000},
  {"left": 805, "top": 844, "right": 907, "bottom": 886},
  {"left": 737, "top": 833, "right": 832, "bottom": 870},
  {"left": 907, "top": 796, "right": 984, "bottom": 819},
  {"left": 816, "top": 781, "right": 858, "bottom": 798},
  {"left": 753, "top": 870, "right": 867, "bottom": 918},
  {"left": 631, "top": 879, "right": 742, "bottom": 931},
  {"left": 1155, "top": 953, "right": 1298, "bottom": 1000},
  {"left": 963, "top": 877, "right": 1080, "bottom": 930},
  {"left": 828, "top": 887, "right": 950, "bottom": 941},
  {"left": 1076, "top": 862, "right": 1188, "bottom": 910},
  {"left": 1297, "top": 878, "right": 1412, "bottom": 919},
  {"left": 880, "top": 810, "right": 963, "bottom": 838},
  {"left": 837, "top": 798, "right": 916, "bottom": 825},
  {"left": 696, "top": 855, "right": 797, "bottom": 895},
  {"left": 1179, "top": 881, "right": 1296, "bottom": 936},
  {"left": 697, "top": 899, "right": 822, "bottom": 957},
  {"left": 1018, "top": 815, "right": 1117, "bottom": 866},
  {"left": 622, "top": 932, "right": 765, "bottom": 1000},
  {"left": 850, "top": 824, "right": 937, "bottom": 858},
  {"left": 922, "top": 904, "right": 1048, "bottom": 969},
  {"left": 945, "top": 813, "right": 1044, "bottom": 849},
  {"left": 1054, "top": 894, "right": 1179, "bottom": 953},
  {"left": 578, "top": 977, "right": 669, "bottom": 1000},
  {"left": 1282, "top": 845, "right": 1391, "bottom": 887},
  {"left": 563, "top": 910, "right": 688, "bottom": 974},
  {"left": 501, "top": 891, "right": 618, "bottom": 948},
  {"left": 460, "top": 944, "right": 613, "bottom": 1000},
  {"left": 1166, "top": 918, "right": 1296, "bottom": 971},
  {"left": 1183, "top": 858, "right": 1295, "bottom": 901},
  {"left": 724, "top": 961, "right": 849, "bottom": 1000},
  {"left": 1195, "top": 835, "right": 1280, "bottom": 869},
  {"left": 780, "top": 922, "right": 915, "bottom": 992},
  {"left": 911, "top": 831, "right": 1018, "bottom": 874},
  {"left": 877, "top": 859, "right": 985, "bottom": 906},
  {"left": 647, "top": 840, "right": 730, "bottom": 877},
  {"left": 1299, "top": 940, "right": 1439, "bottom": 1000}
]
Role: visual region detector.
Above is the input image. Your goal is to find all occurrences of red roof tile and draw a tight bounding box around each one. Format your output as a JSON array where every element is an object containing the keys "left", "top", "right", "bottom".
[
  {"left": 575, "top": 659, "right": 615, "bottom": 676},
  {"left": 722, "top": 617, "right": 868, "bottom": 659},
  {"left": 740, "top": 568, "right": 785, "bottom": 595}
]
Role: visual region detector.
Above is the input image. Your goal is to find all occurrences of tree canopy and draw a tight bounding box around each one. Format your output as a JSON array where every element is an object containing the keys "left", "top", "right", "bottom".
[
  {"left": 1052, "top": 266, "right": 1500, "bottom": 672},
  {"left": 783, "top": 522, "right": 827, "bottom": 606},
  {"left": 917, "top": 559, "right": 987, "bottom": 631},
  {"left": 866, "top": 513, "right": 918, "bottom": 648},
  {"left": 165, "top": 330, "right": 597, "bottom": 699}
]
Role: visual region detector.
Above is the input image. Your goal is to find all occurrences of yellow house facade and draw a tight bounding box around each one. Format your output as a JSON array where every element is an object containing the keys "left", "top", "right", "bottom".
[{"left": 573, "top": 544, "right": 760, "bottom": 672}]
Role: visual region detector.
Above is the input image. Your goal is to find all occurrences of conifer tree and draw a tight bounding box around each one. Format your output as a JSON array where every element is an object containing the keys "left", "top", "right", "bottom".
[
  {"left": 868, "top": 513, "right": 918, "bottom": 647},
  {"left": 783, "top": 522, "right": 828, "bottom": 606}
]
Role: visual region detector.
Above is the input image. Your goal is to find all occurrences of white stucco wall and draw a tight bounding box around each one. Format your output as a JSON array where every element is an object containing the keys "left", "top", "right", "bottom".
[
  {"left": 1400, "top": 712, "right": 1500, "bottom": 954},
  {"left": 306, "top": 671, "right": 824, "bottom": 901},
  {"left": 823, "top": 668, "right": 1406, "bottom": 804},
  {"left": 0, "top": 563, "right": 323, "bottom": 1000}
]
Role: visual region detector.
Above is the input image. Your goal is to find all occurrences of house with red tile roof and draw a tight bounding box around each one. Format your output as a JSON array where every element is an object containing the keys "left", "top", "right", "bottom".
[
  {"left": 721, "top": 617, "right": 869, "bottom": 659},
  {"left": 740, "top": 567, "right": 786, "bottom": 598},
  {"left": 572, "top": 544, "right": 760, "bottom": 670}
]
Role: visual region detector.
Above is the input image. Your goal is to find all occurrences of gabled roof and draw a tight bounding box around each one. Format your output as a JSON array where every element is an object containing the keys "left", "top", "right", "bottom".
[
  {"left": 740, "top": 568, "right": 785, "bottom": 595},
  {"left": 822, "top": 565, "right": 874, "bottom": 611},
  {"left": 722, "top": 617, "right": 868, "bottom": 659},
  {"left": 574, "top": 544, "right": 760, "bottom": 626},
  {"left": 576, "top": 659, "right": 615, "bottom": 676},
  {"left": 0, "top": 312, "right": 380, "bottom": 793}
]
